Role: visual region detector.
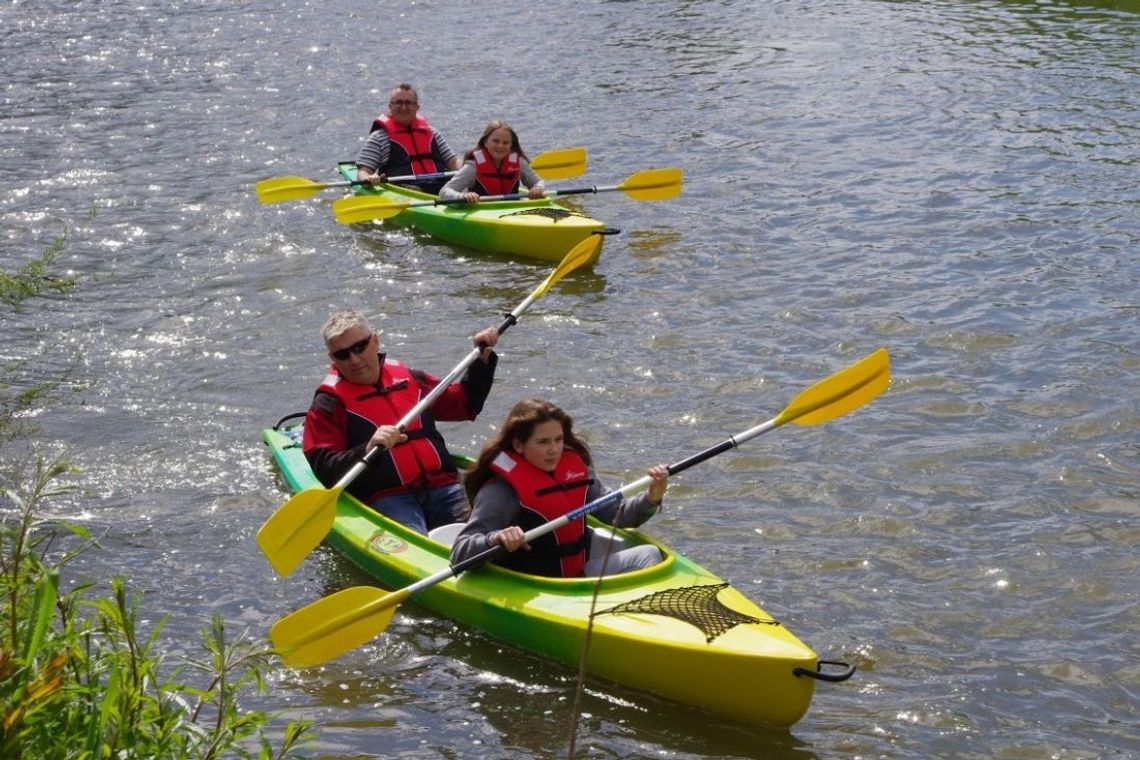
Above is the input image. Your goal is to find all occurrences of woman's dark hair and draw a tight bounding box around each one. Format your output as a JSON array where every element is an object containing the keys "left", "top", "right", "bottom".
[{"left": 463, "top": 398, "right": 591, "bottom": 505}]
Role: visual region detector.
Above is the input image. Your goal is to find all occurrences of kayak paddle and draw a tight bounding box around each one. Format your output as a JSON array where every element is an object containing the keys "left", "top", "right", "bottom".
[
  {"left": 270, "top": 348, "right": 891, "bottom": 667},
  {"left": 255, "top": 146, "right": 588, "bottom": 205},
  {"left": 525, "top": 145, "right": 589, "bottom": 180},
  {"left": 255, "top": 171, "right": 455, "bottom": 205},
  {"left": 332, "top": 167, "right": 683, "bottom": 225},
  {"left": 255, "top": 235, "right": 602, "bottom": 578}
]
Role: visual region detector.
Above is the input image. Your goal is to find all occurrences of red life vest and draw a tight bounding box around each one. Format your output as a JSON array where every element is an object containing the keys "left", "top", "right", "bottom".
[
  {"left": 318, "top": 358, "right": 446, "bottom": 493},
  {"left": 472, "top": 148, "right": 521, "bottom": 196},
  {"left": 371, "top": 114, "right": 439, "bottom": 176},
  {"left": 489, "top": 449, "right": 592, "bottom": 577}
]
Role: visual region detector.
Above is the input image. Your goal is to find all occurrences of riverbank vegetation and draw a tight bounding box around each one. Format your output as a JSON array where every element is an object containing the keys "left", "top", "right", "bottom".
[{"left": 1, "top": 234, "right": 314, "bottom": 758}]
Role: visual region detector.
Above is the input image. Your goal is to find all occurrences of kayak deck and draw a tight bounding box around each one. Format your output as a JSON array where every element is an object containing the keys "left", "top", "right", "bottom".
[
  {"left": 263, "top": 422, "right": 831, "bottom": 727},
  {"left": 336, "top": 162, "right": 608, "bottom": 264}
]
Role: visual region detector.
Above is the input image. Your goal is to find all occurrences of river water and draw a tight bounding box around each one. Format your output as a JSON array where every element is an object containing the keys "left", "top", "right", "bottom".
[{"left": 3, "top": 0, "right": 1138, "bottom": 757}]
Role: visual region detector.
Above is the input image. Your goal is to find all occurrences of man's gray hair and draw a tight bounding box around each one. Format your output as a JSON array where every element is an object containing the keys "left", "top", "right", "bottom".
[{"left": 321, "top": 309, "right": 372, "bottom": 345}]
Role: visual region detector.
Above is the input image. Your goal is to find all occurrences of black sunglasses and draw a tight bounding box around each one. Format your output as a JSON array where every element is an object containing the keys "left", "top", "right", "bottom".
[{"left": 330, "top": 334, "right": 372, "bottom": 361}]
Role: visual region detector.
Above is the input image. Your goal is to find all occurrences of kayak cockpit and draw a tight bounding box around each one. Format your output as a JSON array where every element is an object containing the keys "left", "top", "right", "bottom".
[{"left": 430, "top": 521, "right": 632, "bottom": 555}]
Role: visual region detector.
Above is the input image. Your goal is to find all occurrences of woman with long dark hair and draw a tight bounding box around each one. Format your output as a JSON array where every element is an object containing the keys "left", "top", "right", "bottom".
[{"left": 451, "top": 398, "right": 666, "bottom": 577}]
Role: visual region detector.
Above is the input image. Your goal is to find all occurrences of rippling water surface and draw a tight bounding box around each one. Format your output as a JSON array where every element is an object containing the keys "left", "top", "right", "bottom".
[{"left": 3, "top": 1, "right": 1138, "bottom": 757}]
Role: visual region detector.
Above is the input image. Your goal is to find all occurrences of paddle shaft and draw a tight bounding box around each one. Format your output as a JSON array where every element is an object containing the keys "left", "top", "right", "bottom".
[
  {"left": 359, "top": 147, "right": 584, "bottom": 190},
  {"left": 510, "top": 420, "right": 780, "bottom": 559},
  {"left": 408, "top": 182, "right": 631, "bottom": 209},
  {"left": 334, "top": 312, "right": 518, "bottom": 491},
  {"left": 326, "top": 171, "right": 455, "bottom": 191}
]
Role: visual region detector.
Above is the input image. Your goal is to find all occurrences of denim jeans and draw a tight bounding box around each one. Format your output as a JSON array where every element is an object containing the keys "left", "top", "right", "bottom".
[{"left": 369, "top": 484, "right": 467, "bottom": 535}]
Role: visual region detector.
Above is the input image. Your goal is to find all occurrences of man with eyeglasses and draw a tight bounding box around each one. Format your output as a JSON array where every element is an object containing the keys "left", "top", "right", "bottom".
[
  {"left": 355, "top": 83, "right": 462, "bottom": 194},
  {"left": 302, "top": 309, "right": 499, "bottom": 534}
]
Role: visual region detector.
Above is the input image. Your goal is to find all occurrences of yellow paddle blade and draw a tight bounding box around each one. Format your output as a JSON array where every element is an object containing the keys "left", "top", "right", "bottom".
[
  {"left": 534, "top": 236, "right": 601, "bottom": 297},
  {"left": 333, "top": 195, "right": 409, "bottom": 224},
  {"left": 255, "top": 486, "right": 341, "bottom": 576},
  {"left": 776, "top": 349, "right": 890, "bottom": 427},
  {"left": 255, "top": 176, "right": 330, "bottom": 205},
  {"left": 530, "top": 146, "right": 587, "bottom": 180},
  {"left": 618, "top": 167, "right": 684, "bottom": 201},
  {"left": 271, "top": 585, "right": 410, "bottom": 668}
]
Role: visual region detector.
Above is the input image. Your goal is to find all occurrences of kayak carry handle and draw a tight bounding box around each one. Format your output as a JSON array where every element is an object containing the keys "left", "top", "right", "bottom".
[
  {"left": 273, "top": 412, "right": 307, "bottom": 431},
  {"left": 792, "top": 660, "right": 856, "bottom": 683}
]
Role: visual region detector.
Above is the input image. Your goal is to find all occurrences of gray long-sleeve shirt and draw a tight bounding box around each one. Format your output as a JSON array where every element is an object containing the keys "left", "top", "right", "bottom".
[
  {"left": 449, "top": 466, "right": 659, "bottom": 567},
  {"left": 437, "top": 159, "right": 545, "bottom": 201}
]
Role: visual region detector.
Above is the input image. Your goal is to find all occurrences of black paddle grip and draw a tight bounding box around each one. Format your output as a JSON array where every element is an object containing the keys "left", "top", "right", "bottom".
[
  {"left": 493, "top": 313, "right": 518, "bottom": 340},
  {"left": 666, "top": 439, "right": 737, "bottom": 476},
  {"left": 450, "top": 543, "right": 508, "bottom": 576}
]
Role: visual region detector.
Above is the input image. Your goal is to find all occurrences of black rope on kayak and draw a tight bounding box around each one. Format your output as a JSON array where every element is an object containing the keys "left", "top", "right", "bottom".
[
  {"left": 501, "top": 207, "right": 583, "bottom": 223},
  {"left": 593, "top": 583, "right": 778, "bottom": 644}
]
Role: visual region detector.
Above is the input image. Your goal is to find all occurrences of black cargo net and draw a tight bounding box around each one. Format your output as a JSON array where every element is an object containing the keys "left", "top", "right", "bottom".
[
  {"left": 593, "top": 583, "right": 779, "bottom": 643},
  {"left": 501, "top": 207, "right": 582, "bottom": 222}
]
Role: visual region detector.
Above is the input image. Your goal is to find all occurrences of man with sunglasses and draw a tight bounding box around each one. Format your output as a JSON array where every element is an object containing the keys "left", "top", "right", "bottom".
[
  {"left": 355, "top": 83, "right": 462, "bottom": 194},
  {"left": 302, "top": 309, "right": 499, "bottom": 534}
]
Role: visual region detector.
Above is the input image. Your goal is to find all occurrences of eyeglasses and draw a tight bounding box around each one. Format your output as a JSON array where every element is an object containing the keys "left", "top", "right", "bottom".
[
  {"left": 388, "top": 99, "right": 418, "bottom": 108},
  {"left": 330, "top": 334, "right": 372, "bottom": 361}
]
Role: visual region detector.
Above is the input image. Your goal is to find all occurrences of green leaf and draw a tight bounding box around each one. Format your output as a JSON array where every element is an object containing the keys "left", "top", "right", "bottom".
[{"left": 22, "top": 568, "right": 59, "bottom": 664}]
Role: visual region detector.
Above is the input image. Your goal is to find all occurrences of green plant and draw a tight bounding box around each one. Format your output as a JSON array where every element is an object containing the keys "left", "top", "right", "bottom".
[
  {"left": 0, "top": 453, "right": 315, "bottom": 759},
  {"left": 0, "top": 231, "right": 77, "bottom": 309},
  {"left": 1, "top": 229, "right": 78, "bottom": 447}
]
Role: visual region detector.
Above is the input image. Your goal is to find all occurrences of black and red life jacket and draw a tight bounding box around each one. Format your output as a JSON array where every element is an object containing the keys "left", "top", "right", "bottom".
[
  {"left": 318, "top": 357, "right": 451, "bottom": 497},
  {"left": 489, "top": 449, "right": 593, "bottom": 577},
  {"left": 371, "top": 113, "right": 439, "bottom": 176},
  {"left": 471, "top": 148, "right": 521, "bottom": 196}
]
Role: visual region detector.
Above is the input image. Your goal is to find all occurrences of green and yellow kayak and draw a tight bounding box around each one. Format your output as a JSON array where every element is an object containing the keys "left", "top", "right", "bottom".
[
  {"left": 333, "top": 162, "right": 608, "bottom": 263},
  {"left": 263, "top": 420, "right": 853, "bottom": 728}
]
